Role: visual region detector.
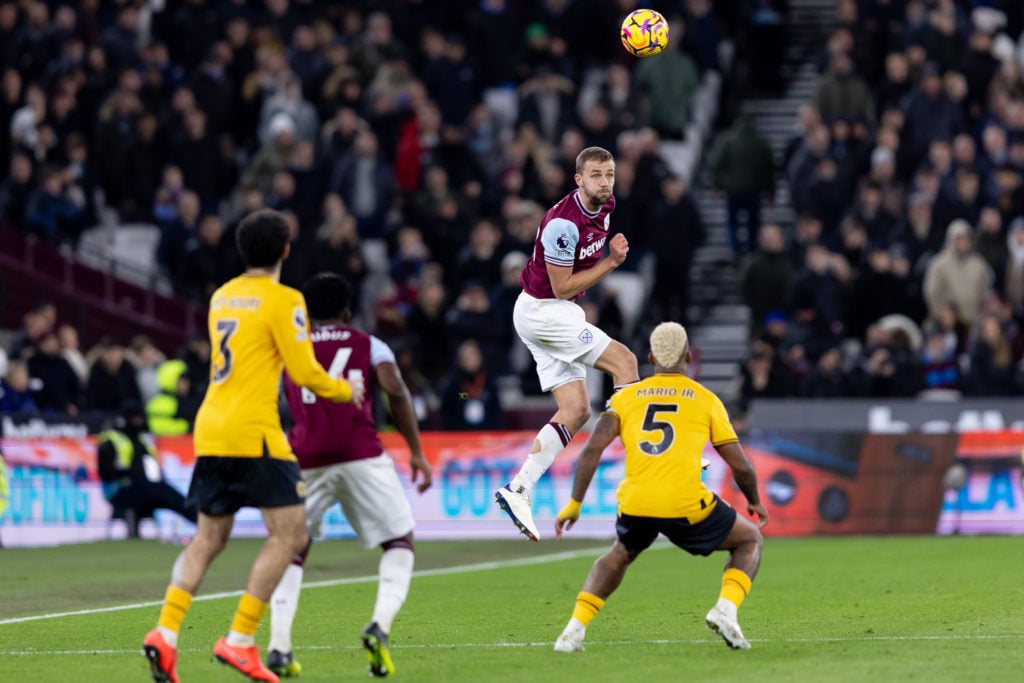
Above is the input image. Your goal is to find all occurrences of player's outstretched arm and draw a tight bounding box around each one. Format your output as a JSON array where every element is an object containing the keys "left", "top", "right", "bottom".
[
  {"left": 545, "top": 233, "right": 629, "bottom": 300},
  {"left": 273, "top": 299, "right": 365, "bottom": 407},
  {"left": 714, "top": 441, "right": 769, "bottom": 528},
  {"left": 555, "top": 411, "right": 621, "bottom": 539},
  {"left": 376, "top": 361, "right": 432, "bottom": 493}
]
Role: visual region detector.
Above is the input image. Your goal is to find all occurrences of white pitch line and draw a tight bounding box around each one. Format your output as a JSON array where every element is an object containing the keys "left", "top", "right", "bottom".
[
  {"left": 0, "top": 546, "right": 610, "bottom": 627},
  {"left": 1, "top": 634, "right": 1020, "bottom": 657}
]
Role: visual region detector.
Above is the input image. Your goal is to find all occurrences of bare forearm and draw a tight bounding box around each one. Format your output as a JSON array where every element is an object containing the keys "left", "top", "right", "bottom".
[
  {"left": 388, "top": 390, "right": 423, "bottom": 455},
  {"left": 732, "top": 467, "right": 761, "bottom": 507},
  {"left": 571, "top": 449, "right": 602, "bottom": 502},
  {"left": 554, "top": 258, "right": 617, "bottom": 299}
]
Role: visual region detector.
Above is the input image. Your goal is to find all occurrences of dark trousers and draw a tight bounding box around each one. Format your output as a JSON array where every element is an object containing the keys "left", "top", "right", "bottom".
[
  {"left": 109, "top": 479, "right": 198, "bottom": 537},
  {"left": 726, "top": 192, "right": 762, "bottom": 257}
]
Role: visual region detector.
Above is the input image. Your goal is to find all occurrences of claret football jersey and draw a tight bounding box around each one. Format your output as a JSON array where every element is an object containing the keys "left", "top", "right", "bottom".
[
  {"left": 520, "top": 189, "right": 615, "bottom": 300},
  {"left": 283, "top": 324, "right": 396, "bottom": 469}
]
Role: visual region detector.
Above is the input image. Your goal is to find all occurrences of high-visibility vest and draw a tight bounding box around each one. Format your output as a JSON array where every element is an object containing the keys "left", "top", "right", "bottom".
[
  {"left": 0, "top": 455, "right": 8, "bottom": 520},
  {"left": 97, "top": 430, "right": 157, "bottom": 499},
  {"left": 145, "top": 394, "right": 189, "bottom": 435}
]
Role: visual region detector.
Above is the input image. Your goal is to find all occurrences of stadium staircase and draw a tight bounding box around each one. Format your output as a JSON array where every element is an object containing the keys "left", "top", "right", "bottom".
[{"left": 686, "top": 0, "right": 836, "bottom": 399}]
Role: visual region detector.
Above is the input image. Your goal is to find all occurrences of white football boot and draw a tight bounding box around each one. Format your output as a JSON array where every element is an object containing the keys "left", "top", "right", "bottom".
[
  {"left": 705, "top": 599, "right": 751, "bottom": 650},
  {"left": 553, "top": 621, "right": 586, "bottom": 652},
  {"left": 494, "top": 484, "right": 540, "bottom": 541}
]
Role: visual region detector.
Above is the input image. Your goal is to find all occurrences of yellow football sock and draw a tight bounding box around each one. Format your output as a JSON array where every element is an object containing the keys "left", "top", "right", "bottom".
[
  {"left": 157, "top": 586, "right": 193, "bottom": 634},
  {"left": 571, "top": 591, "right": 606, "bottom": 627},
  {"left": 230, "top": 592, "right": 268, "bottom": 637},
  {"left": 720, "top": 568, "right": 753, "bottom": 609}
]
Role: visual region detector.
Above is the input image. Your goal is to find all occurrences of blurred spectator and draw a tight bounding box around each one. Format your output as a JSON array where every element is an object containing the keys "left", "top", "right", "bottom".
[
  {"left": 736, "top": 336, "right": 791, "bottom": 418},
  {"left": 974, "top": 207, "right": 1007, "bottom": 290},
  {"left": 329, "top": 130, "right": 396, "bottom": 239},
  {"left": 847, "top": 246, "right": 914, "bottom": 341},
  {"left": 0, "top": 153, "right": 34, "bottom": 225},
  {"left": 516, "top": 67, "right": 576, "bottom": 145},
  {"left": 709, "top": 115, "right": 776, "bottom": 259},
  {"left": 452, "top": 217, "right": 505, "bottom": 294},
  {"left": 178, "top": 213, "right": 227, "bottom": 301},
  {"left": 58, "top": 323, "right": 88, "bottom": 384},
  {"left": 0, "top": 360, "right": 39, "bottom": 414},
  {"left": 446, "top": 279, "right": 505, "bottom": 374},
  {"left": 744, "top": 0, "right": 788, "bottom": 95},
  {"left": 785, "top": 244, "right": 847, "bottom": 358},
  {"left": 814, "top": 50, "right": 874, "bottom": 125},
  {"left": 919, "top": 327, "right": 961, "bottom": 392},
  {"left": 27, "top": 330, "right": 81, "bottom": 414},
  {"left": 157, "top": 189, "right": 201, "bottom": 284},
  {"left": 24, "top": 164, "right": 84, "bottom": 244},
  {"left": 923, "top": 220, "right": 993, "bottom": 329},
  {"left": 405, "top": 279, "right": 452, "bottom": 386},
  {"left": 799, "top": 346, "right": 850, "bottom": 397},
  {"left": 849, "top": 325, "right": 918, "bottom": 397},
  {"left": 901, "top": 63, "right": 965, "bottom": 172},
  {"left": 740, "top": 224, "right": 794, "bottom": 337},
  {"left": 965, "top": 313, "right": 1017, "bottom": 396},
  {"left": 179, "top": 334, "right": 210, "bottom": 400},
  {"left": 635, "top": 18, "right": 699, "bottom": 139},
  {"left": 649, "top": 175, "right": 704, "bottom": 326},
  {"left": 309, "top": 196, "right": 367, "bottom": 308},
  {"left": 1005, "top": 218, "right": 1024, "bottom": 313},
  {"left": 439, "top": 339, "right": 503, "bottom": 431},
  {"left": 85, "top": 339, "right": 143, "bottom": 413},
  {"left": 145, "top": 359, "right": 196, "bottom": 436},
  {"left": 97, "top": 401, "right": 197, "bottom": 539},
  {"left": 260, "top": 73, "right": 319, "bottom": 145},
  {"left": 127, "top": 336, "right": 166, "bottom": 404}
]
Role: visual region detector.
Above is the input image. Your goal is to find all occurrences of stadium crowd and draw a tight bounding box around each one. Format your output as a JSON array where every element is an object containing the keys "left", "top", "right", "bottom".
[
  {"left": 0, "top": 0, "right": 733, "bottom": 427},
  {"left": 736, "top": 0, "right": 1024, "bottom": 409}
]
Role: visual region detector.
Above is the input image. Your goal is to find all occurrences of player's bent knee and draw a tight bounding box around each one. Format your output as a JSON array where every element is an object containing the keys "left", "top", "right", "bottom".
[{"left": 381, "top": 533, "right": 414, "bottom": 552}]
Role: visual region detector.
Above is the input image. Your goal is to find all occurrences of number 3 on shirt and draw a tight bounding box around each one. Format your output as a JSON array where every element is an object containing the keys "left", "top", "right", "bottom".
[
  {"left": 212, "top": 319, "right": 238, "bottom": 383},
  {"left": 301, "top": 348, "right": 353, "bottom": 403}
]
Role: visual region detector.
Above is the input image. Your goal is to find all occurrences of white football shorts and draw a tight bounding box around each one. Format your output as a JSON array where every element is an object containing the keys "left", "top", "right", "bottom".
[
  {"left": 513, "top": 291, "right": 612, "bottom": 392},
  {"left": 303, "top": 453, "right": 414, "bottom": 549}
]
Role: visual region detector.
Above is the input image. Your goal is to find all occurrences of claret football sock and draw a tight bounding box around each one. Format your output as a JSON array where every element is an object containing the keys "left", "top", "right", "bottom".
[
  {"left": 156, "top": 585, "right": 194, "bottom": 648},
  {"left": 720, "top": 568, "right": 752, "bottom": 610},
  {"left": 512, "top": 422, "right": 572, "bottom": 491},
  {"left": 571, "top": 591, "right": 605, "bottom": 627}
]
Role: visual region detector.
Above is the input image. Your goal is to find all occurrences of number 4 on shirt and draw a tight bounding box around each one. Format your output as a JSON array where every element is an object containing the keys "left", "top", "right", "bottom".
[{"left": 301, "top": 348, "right": 353, "bottom": 404}]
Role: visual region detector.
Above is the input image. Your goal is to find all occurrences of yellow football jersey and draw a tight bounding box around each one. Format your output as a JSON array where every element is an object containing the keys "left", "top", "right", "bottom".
[
  {"left": 609, "top": 373, "right": 738, "bottom": 519},
  {"left": 193, "top": 274, "right": 352, "bottom": 459}
]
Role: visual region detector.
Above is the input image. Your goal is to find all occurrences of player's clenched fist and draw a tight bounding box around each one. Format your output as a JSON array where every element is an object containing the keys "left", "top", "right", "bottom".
[{"left": 608, "top": 233, "right": 629, "bottom": 265}]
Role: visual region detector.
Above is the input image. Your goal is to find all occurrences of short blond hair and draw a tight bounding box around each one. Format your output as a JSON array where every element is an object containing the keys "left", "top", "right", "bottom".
[{"left": 650, "top": 322, "right": 689, "bottom": 367}]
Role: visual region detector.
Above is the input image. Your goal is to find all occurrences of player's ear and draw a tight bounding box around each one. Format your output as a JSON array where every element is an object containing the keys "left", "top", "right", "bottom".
[
  {"left": 281, "top": 242, "right": 291, "bottom": 261},
  {"left": 684, "top": 350, "right": 693, "bottom": 364},
  {"left": 648, "top": 351, "right": 656, "bottom": 365},
  {"left": 574, "top": 173, "right": 583, "bottom": 187}
]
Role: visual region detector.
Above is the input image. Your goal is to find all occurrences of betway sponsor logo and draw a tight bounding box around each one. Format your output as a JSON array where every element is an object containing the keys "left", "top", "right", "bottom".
[
  {"left": 2, "top": 416, "right": 90, "bottom": 438},
  {"left": 579, "top": 237, "right": 607, "bottom": 259}
]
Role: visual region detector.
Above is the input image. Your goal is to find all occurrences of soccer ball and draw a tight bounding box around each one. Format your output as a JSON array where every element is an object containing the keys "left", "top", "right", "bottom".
[{"left": 620, "top": 9, "right": 669, "bottom": 58}]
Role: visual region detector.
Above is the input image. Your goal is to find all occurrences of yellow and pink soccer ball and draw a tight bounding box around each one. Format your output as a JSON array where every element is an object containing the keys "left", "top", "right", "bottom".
[{"left": 620, "top": 9, "right": 670, "bottom": 58}]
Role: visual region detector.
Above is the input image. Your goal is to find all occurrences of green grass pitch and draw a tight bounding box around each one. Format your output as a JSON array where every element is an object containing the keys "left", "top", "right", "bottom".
[{"left": 1, "top": 535, "right": 1023, "bottom": 682}]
